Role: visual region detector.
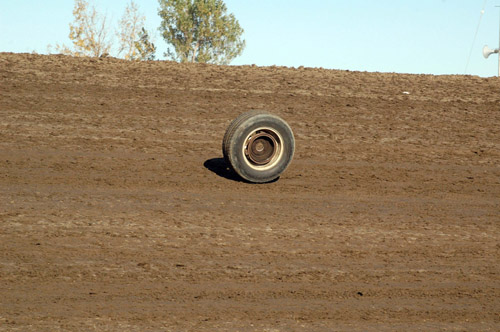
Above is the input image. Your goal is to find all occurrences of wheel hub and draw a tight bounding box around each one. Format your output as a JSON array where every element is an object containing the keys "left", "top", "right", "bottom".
[{"left": 246, "top": 131, "right": 278, "bottom": 165}]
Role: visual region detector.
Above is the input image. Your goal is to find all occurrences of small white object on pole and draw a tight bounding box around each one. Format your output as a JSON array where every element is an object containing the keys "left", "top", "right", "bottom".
[{"left": 482, "top": 45, "right": 499, "bottom": 59}]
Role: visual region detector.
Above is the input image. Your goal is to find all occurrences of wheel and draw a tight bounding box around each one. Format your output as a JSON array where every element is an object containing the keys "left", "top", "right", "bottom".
[{"left": 222, "top": 110, "right": 295, "bottom": 183}]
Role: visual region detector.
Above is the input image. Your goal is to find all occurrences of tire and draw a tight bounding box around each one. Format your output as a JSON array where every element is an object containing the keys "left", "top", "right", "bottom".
[{"left": 222, "top": 110, "right": 295, "bottom": 183}]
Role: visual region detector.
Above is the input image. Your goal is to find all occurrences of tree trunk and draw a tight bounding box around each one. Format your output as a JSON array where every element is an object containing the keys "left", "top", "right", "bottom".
[{"left": 191, "top": 42, "right": 199, "bottom": 63}]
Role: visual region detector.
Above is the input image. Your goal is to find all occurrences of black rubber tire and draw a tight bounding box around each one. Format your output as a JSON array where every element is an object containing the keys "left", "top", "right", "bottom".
[{"left": 222, "top": 110, "right": 295, "bottom": 183}]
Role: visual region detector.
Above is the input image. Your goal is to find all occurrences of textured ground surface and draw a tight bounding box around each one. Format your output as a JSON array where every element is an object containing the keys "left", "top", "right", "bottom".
[{"left": 1, "top": 53, "right": 499, "bottom": 331}]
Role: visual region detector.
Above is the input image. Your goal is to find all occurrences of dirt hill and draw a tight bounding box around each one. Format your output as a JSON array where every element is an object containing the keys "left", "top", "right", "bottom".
[{"left": 1, "top": 53, "right": 499, "bottom": 331}]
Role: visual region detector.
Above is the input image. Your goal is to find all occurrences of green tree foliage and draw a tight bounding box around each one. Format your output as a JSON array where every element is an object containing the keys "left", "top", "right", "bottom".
[
  {"left": 158, "top": 0, "right": 245, "bottom": 64},
  {"left": 135, "top": 28, "right": 157, "bottom": 61}
]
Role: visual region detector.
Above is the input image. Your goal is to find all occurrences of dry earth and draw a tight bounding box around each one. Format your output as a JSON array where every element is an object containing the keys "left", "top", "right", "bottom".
[{"left": 1, "top": 53, "right": 499, "bottom": 331}]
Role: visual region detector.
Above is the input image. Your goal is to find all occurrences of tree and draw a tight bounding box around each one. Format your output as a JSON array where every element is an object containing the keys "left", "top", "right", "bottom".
[
  {"left": 158, "top": 0, "right": 245, "bottom": 64},
  {"left": 57, "top": 0, "right": 112, "bottom": 57},
  {"left": 117, "top": 1, "right": 156, "bottom": 60},
  {"left": 56, "top": 0, "right": 156, "bottom": 60},
  {"left": 135, "top": 28, "right": 157, "bottom": 61}
]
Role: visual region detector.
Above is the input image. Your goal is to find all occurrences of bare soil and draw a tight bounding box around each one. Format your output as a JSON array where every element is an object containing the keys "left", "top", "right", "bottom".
[{"left": 1, "top": 53, "right": 499, "bottom": 331}]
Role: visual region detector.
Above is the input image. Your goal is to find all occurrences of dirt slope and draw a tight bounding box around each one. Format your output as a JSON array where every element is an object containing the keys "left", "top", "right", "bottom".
[{"left": 1, "top": 53, "right": 499, "bottom": 331}]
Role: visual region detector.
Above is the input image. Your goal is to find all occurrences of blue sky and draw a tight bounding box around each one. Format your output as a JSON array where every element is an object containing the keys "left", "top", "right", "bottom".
[{"left": 1, "top": 0, "right": 499, "bottom": 76}]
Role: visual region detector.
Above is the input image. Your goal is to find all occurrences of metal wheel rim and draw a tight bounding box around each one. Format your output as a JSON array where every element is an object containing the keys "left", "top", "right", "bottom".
[{"left": 242, "top": 127, "right": 284, "bottom": 171}]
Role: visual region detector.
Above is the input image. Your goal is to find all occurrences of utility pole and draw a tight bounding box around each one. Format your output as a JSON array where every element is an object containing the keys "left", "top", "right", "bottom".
[
  {"left": 497, "top": 5, "right": 500, "bottom": 76},
  {"left": 495, "top": 5, "right": 500, "bottom": 77},
  {"left": 483, "top": 6, "right": 500, "bottom": 76}
]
